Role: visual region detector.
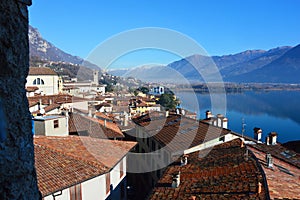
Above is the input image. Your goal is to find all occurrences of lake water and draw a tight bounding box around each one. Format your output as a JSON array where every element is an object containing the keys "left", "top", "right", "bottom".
[{"left": 175, "top": 90, "right": 300, "bottom": 143}]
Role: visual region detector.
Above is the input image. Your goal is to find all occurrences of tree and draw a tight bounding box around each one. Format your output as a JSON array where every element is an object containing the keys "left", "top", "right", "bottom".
[
  {"left": 158, "top": 94, "right": 178, "bottom": 110},
  {"left": 138, "top": 86, "right": 149, "bottom": 94}
]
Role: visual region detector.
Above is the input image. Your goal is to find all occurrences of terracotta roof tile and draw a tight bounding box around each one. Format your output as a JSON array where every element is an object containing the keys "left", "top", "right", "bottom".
[
  {"left": 28, "top": 94, "right": 87, "bottom": 106},
  {"left": 26, "top": 86, "right": 39, "bottom": 92},
  {"left": 133, "top": 113, "right": 230, "bottom": 153},
  {"left": 35, "top": 136, "right": 136, "bottom": 197},
  {"left": 150, "top": 139, "right": 268, "bottom": 200},
  {"left": 29, "top": 67, "right": 57, "bottom": 75},
  {"left": 68, "top": 113, "right": 124, "bottom": 139},
  {"left": 248, "top": 145, "right": 300, "bottom": 199},
  {"left": 32, "top": 103, "right": 61, "bottom": 114},
  {"left": 248, "top": 143, "right": 300, "bottom": 168}
]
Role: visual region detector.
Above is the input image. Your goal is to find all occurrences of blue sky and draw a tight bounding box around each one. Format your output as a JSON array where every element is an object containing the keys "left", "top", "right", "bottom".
[{"left": 29, "top": 0, "right": 300, "bottom": 68}]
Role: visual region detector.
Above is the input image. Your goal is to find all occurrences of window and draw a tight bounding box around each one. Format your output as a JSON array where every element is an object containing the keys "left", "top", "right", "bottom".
[
  {"left": 70, "top": 184, "right": 82, "bottom": 200},
  {"left": 33, "top": 78, "right": 44, "bottom": 85},
  {"left": 54, "top": 120, "right": 59, "bottom": 128},
  {"left": 106, "top": 173, "right": 111, "bottom": 194}
]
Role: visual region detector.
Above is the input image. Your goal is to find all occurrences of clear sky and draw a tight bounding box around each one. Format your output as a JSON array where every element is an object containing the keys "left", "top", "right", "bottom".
[{"left": 29, "top": 0, "right": 300, "bottom": 68}]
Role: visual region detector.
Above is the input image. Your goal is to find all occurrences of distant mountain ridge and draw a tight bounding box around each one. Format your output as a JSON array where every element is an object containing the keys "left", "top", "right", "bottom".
[
  {"left": 29, "top": 25, "right": 99, "bottom": 69},
  {"left": 29, "top": 25, "right": 300, "bottom": 83},
  {"left": 229, "top": 44, "right": 300, "bottom": 83}
]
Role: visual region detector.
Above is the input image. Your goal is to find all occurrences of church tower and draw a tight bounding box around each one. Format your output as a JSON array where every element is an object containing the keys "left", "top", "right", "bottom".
[{"left": 93, "top": 70, "right": 99, "bottom": 85}]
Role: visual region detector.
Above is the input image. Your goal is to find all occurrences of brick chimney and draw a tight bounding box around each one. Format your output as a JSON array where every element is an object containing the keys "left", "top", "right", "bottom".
[
  {"left": 171, "top": 172, "right": 180, "bottom": 188},
  {"left": 253, "top": 127, "right": 262, "bottom": 142}
]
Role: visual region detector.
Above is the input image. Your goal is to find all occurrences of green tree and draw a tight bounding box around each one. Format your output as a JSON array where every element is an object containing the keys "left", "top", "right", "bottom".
[
  {"left": 158, "top": 94, "right": 178, "bottom": 110},
  {"left": 138, "top": 86, "right": 149, "bottom": 94}
]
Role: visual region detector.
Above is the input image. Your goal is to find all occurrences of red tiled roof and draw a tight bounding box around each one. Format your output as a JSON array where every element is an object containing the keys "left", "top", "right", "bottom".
[
  {"left": 29, "top": 67, "right": 57, "bottom": 75},
  {"left": 133, "top": 113, "right": 230, "bottom": 153},
  {"left": 94, "top": 112, "right": 114, "bottom": 121},
  {"left": 248, "top": 143, "right": 300, "bottom": 168},
  {"left": 150, "top": 139, "right": 267, "bottom": 200},
  {"left": 32, "top": 103, "right": 61, "bottom": 114},
  {"left": 28, "top": 94, "right": 87, "bottom": 106},
  {"left": 68, "top": 113, "right": 124, "bottom": 139},
  {"left": 35, "top": 136, "right": 136, "bottom": 197},
  {"left": 26, "top": 86, "right": 39, "bottom": 92},
  {"left": 249, "top": 146, "right": 300, "bottom": 199}
]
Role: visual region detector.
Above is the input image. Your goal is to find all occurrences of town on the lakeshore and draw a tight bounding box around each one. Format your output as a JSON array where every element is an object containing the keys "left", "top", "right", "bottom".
[{"left": 26, "top": 66, "right": 300, "bottom": 200}]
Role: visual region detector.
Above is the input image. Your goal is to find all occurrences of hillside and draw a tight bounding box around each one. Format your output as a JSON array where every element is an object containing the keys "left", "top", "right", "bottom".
[{"left": 229, "top": 45, "right": 300, "bottom": 83}]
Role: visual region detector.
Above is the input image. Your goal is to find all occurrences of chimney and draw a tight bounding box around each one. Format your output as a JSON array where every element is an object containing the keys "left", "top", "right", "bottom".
[
  {"left": 180, "top": 155, "right": 188, "bottom": 166},
  {"left": 254, "top": 127, "right": 262, "bottom": 142},
  {"left": 206, "top": 110, "right": 213, "bottom": 119},
  {"left": 88, "top": 107, "right": 92, "bottom": 117},
  {"left": 269, "top": 132, "right": 277, "bottom": 145},
  {"left": 104, "top": 119, "right": 107, "bottom": 128},
  {"left": 244, "top": 149, "right": 249, "bottom": 161},
  {"left": 222, "top": 117, "right": 228, "bottom": 129},
  {"left": 49, "top": 98, "right": 53, "bottom": 105},
  {"left": 265, "top": 136, "right": 270, "bottom": 145},
  {"left": 171, "top": 172, "right": 180, "bottom": 188},
  {"left": 215, "top": 114, "right": 227, "bottom": 129},
  {"left": 266, "top": 153, "right": 273, "bottom": 168},
  {"left": 257, "top": 182, "right": 262, "bottom": 194},
  {"left": 124, "top": 112, "right": 128, "bottom": 127},
  {"left": 165, "top": 110, "right": 169, "bottom": 118}
]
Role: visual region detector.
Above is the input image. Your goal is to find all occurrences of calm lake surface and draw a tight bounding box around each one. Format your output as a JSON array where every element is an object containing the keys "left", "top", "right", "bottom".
[{"left": 176, "top": 90, "right": 300, "bottom": 143}]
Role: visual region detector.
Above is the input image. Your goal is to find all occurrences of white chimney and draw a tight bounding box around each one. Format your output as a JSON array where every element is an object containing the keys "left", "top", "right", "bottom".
[
  {"left": 266, "top": 153, "right": 273, "bottom": 168},
  {"left": 165, "top": 110, "right": 169, "bottom": 118},
  {"left": 171, "top": 172, "right": 180, "bottom": 188},
  {"left": 104, "top": 119, "right": 107, "bottom": 128},
  {"left": 269, "top": 132, "right": 277, "bottom": 145},
  {"left": 206, "top": 110, "right": 213, "bottom": 119},
  {"left": 222, "top": 117, "right": 228, "bottom": 129},
  {"left": 254, "top": 127, "right": 262, "bottom": 142},
  {"left": 88, "top": 107, "right": 92, "bottom": 117},
  {"left": 265, "top": 136, "right": 270, "bottom": 145},
  {"left": 180, "top": 155, "right": 188, "bottom": 166}
]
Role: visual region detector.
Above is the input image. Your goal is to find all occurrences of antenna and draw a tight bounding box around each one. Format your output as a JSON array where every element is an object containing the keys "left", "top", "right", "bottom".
[{"left": 242, "top": 118, "right": 246, "bottom": 138}]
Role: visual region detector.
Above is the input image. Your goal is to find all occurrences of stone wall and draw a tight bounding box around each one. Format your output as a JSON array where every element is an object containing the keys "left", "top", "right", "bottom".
[{"left": 0, "top": 0, "right": 40, "bottom": 199}]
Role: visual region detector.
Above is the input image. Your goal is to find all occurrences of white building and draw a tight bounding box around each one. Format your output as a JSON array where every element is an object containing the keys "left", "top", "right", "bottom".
[
  {"left": 26, "top": 67, "right": 60, "bottom": 95},
  {"left": 149, "top": 86, "right": 164, "bottom": 95},
  {"left": 35, "top": 136, "right": 136, "bottom": 200},
  {"left": 33, "top": 115, "right": 68, "bottom": 136}
]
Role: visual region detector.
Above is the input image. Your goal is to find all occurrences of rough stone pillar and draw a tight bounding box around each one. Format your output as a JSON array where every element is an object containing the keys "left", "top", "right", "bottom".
[{"left": 0, "top": 0, "right": 40, "bottom": 199}]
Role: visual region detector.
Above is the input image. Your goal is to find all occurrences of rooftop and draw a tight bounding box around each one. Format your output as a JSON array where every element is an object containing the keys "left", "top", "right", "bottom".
[
  {"left": 133, "top": 113, "right": 231, "bottom": 153},
  {"left": 35, "top": 136, "right": 136, "bottom": 197},
  {"left": 249, "top": 145, "right": 300, "bottom": 199},
  {"left": 28, "top": 94, "right": 87, "bottom": 106},
  {"left": 29, "top": 67, "right": 57, "bottom": 76},
  {"left": 150, "top": 139, "right": 267, "bottom": 199},
  {"left": 68, "top": 113, "right": 124, "bottom": 139}
]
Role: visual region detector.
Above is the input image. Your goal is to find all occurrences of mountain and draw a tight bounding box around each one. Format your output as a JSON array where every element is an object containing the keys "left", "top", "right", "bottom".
[
  {"left": 29, "top": 25, "right": 99, "bottom": 69},
  {"left": 229, "top": 45, "right": 300, "bottom": 83},
  {"left": 116, "top": 46, "right": 296, "bottom": 83},
  {"left": 219, "top": 46, "right": 292, "bottom": 78}
]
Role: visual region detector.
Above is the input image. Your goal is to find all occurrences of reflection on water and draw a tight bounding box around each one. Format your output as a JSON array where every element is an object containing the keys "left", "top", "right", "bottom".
[{"left": 176, "top": 90, "right": 300, "bottom": 143}]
